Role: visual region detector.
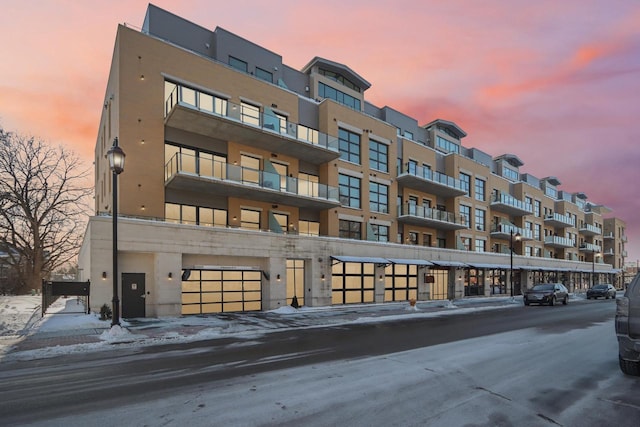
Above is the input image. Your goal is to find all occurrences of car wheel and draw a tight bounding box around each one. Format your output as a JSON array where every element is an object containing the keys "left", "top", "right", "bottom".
[
  {"left": 619, "top": 355, "right": 640, "bottom": 376},
  {"left": 605, "top": 295, "right": 609, "bottom": 299},
  {"left": 549, "top": 296, "right": 555, "bottom": 306},
  {"left": 563, "top": 296, "right": 568, "bottom": 305}
]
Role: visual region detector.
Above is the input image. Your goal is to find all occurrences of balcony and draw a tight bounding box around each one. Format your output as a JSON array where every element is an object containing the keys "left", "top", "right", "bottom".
[
  {"left": 603, "top": 232, "right": 614, "bottom": 239},
  {"left": 397, "top": 204, "right": 468, "bottom": 231},
  {"left": 396, "top": 164, "right": 466, "bottom": 198},
  {"left": 490, "top": 192, "right": 533, "bottom": 216},
  {"left": 164, "top": 84, "right": 340, "bottom": 165},
  {"left": 579, "top": 223, "right": 601, "bottom": 236},
  {"left": 544, "top": 212, "right": 575, "bottom": 228},
  {"left": 544, "top": 235, "right": 575, "bottom": 249},
  {"left": 603, "top": 249, "right": 614, "bottom": 256},
  {"left": 165, "top": 153, "right": 341, "bottom": 209},
  {"left": 490, "top": 223, "right": 534, "bottom": 241},
  {"left": 579, "top": 243, "right": 601, "bottom": 253}
]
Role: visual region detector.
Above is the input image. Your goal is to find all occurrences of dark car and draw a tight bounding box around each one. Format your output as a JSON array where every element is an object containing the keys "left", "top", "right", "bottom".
[
  {"left": 615, "top": 273, "right": 640, "bottom": 376},
  {"left": 523, "top": 283, "right": 569, "bottom": 306},
  {"left": 586, "top": 284, "right": 617, "bottom": 300}
]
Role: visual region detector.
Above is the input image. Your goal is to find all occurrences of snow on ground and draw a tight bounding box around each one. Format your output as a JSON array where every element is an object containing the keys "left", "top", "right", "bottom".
[{"left": 0, "top": 294, "right": 584, "bottom": 362}]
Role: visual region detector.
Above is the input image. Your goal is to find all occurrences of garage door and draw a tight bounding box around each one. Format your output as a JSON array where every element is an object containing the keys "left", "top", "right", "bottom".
[{"left": 181, "top": 269, "right": 262, "bottom": 314}]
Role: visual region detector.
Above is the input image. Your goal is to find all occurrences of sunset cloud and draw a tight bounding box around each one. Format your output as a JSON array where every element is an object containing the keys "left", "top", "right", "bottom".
[{"left": 1, "top": 0, "right": 638, "bottom": 261}]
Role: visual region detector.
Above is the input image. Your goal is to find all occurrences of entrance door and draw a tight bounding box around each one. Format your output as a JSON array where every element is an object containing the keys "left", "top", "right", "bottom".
[{"left": 122, "top": 273, "right": 146, "bottom": 318}]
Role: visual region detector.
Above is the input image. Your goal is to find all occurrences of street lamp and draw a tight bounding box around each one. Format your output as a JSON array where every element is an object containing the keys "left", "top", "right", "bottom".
[
  {"left": 107, "top": 137, "right": 126, "bottom": 327},
  {"left": 510, "top": 229, "right": 522, "bottom": 298}
]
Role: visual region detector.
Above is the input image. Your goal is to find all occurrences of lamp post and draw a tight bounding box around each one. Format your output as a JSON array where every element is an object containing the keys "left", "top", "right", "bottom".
[
  {"left": 510, "top": 229, "right": 522, "bottom": 298},
  {"left": 107, "top": 137, "right": 126, "bottom": 327}
]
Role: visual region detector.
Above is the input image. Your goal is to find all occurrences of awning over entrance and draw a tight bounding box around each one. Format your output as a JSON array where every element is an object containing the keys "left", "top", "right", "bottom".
[
  {"left": 387, "top": 258, "right": 434, "bottom": 266},
  {"left": 331, "top": 256, "right": 390, "bottom": 265},
  {"left": 467, "top": 263, "right": 509, "bottom": 269},
  {"left": 430, "top": 260, "right": 469, "bottom": 267}
]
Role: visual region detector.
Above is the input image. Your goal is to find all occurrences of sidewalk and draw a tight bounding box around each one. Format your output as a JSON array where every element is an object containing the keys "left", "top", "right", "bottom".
[{"left": 5, "top": 296, "right": 522, "bottom": 357}]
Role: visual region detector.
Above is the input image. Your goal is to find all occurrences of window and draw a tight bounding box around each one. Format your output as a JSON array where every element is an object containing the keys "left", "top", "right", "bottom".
[
  {"left": 461, "top": 237, "right": 472, "bottom": 251},
  {"left": 241, "top": 154, "right": 260, "bottom": 184},
  {"left": 298, "top": 172, "right": 319, "bottom": 197},
  {"left": 241, "top": 208, "right": 261, "bottom": 230},
  {"left": 475, "top": 239, "right": 486, "bottom": 252},
  {"left": 404, "top": 131, "right": 414, "bottom": 140},
  {"left": 460, "top": 205, "right": 471, "bottom": 227},
  {"left": 241, "top": 102, "right": 260, "bottom": 126},
  {"left": 339, "top": 174, "right": 361, "bottom": 208},
  {"left": 545, "top": 186, "right": 558, "bottom": 199},
  {"left": 319, "top": 68, "right": 360, "bottom": 92},
  {"left": 407, "top": 232, "right": 418, "bottom": 245},
  {"left": 475, "top": 208, "right": 486, "bottom": 231},
  {"left": 437, "top": 238, "right": 446, "bottom": 248},
  {"left": 369, "top": 182, "right": 389, "bottom": 213},
  {"left": 408, "top": 159, "right": 417, "bottom": 175},
  {"left": 299, "top": 220, "right": 320, "bottom": 236},
  {"left": 422, "top": 234, "right": 432, "bottom": 247},
  {"left": 339, "top": 220, "right": 361, "bottom": 240},
  {"left": 318, "top": 82, "right": 361, "bottom": 110},
  {"left": 339, "top": 128, "right": 360, "bottom": 164},
  {"left": 436, "top": 136, "right": 459, "bottom": 154},
  {"left": 459, "top": 173, "right": 471, "bottom": 196},
  {"left": 255, "top": 67, "right": 272, "bottom": 83},
  {"left": 503, "top": 166, "right": 519, "bottom": 181},
  {"left": 475, "top": 178, "right": 485, "bottom": 201},
  {"left": 165, "top": 203, "right": 226, "bottom": 227},
  {"left": 534, "top": 200, "right": 541, "bottom": 217},
  {"left": 371, "top": 224, "right": 389, "bottom": 242},
  {"left": 369, "top": 140, "right": 388, "bottom": 172},
  {"left": 229, "top": 56, "right": 248, "bottom": 73},
  {"left": 534, "top": 223, "right": 542, "bottom": 240}
]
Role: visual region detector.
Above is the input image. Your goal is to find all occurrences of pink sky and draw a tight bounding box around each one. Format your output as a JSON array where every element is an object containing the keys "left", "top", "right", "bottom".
[{"left": 1, "top": 0, "right": 638, "bottom": 265}]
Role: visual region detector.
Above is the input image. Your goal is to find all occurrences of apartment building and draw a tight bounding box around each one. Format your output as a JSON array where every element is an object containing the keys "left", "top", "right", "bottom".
[
  {"left": 603, "top": 217, "right": 628, "bottom": 287},
  {"left": 78, "top": 4, "right": 622, "bottom": 317}
]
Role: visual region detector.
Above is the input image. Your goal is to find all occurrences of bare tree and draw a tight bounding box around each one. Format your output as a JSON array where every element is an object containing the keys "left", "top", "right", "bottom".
[{"left": 0, "top": 126, "right": 92, "bottom": 293}]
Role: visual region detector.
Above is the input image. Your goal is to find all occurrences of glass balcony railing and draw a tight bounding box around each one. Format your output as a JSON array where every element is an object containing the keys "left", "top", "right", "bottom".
[
  {"left": 491, "top": 192, "right": 533, "bottom": 213},
  {"left": 398, "top": 204, "right": 467, "bottom": 227},
  {"left": 164, "top": 84, "right": 339, "bottom": 152},
  {"left": 165, "top": 152, "right": 339, "bottom": 202},
  {"left": 490, "top": 223, "right": 533, "bottom": 240},
  {"left": 544, "top": 212, "right": 576, "bottom": 227},
  {"left": 397, "top": 163, "right": 466, "bottom": 193}
]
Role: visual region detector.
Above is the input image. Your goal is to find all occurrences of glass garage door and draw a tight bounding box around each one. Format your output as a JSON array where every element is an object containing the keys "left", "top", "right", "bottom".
[{"left": 181, "top": 269, "right": 262, "bottom": 314}]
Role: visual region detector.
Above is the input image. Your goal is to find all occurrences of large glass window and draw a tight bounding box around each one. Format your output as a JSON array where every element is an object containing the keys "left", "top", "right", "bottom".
[
  {"left": 165, "top": 203, "right": 227, "bottom": 227},
  {"left": 475, "top": 239, "right": 486, "bottom": 252},
  {"left": 319, "top": 69, "right": 360, "bottom": 92},
  {"left": 459, "top": 173, "right": 471, "bottom": 195},
  {"left": 369, "top": 182, "right": 389, "bottom": 213},
  {"left": 460, "top": 204, "right": 471, "bottom": 227},
  {"left": 370, "top": 224, "right": 389, "bottom": 242},
  {"left": 503, "top": 166, "right": 519, "bottom": 181},
  {"left": 241, "top": 208, "right": 261, "bottom": 230},
  {"left": 339, "top": 219, "right": 361, "bottom": 240},
  {"left": 331, "top": 262, "right": 374, "bottom": 304},
  {"left": 339, "top": 174, "right": 361, "bottom": 208},
  {"left": 181, "top": 269, "right": 261, "bottom": 314},
  {"left": 255, "top": 67, "right": 273, "bottom": 83},
  {"left": 534, "top": 200, "right": 541, "bottom": 217},
  {"left": 436, "top": 136, "right": 460, "bottom": 154},
  {"left": 299, "top": 220, "right": 320, "bottom": 236},
  {"left": 338, "top": 128, "right": 360, "bottom": 164},
  {"left": 369, "top": 140, "right": 388, "bottom": 172},
  {"left": 475, "top": 178, "right": 485, "bottom": 201},
  {"left": 318, "top": 82, "right": 361, "bottom": 110},
  {"left": 240, "top": 102, "right": 260, "bottom": 126},
  {"left": 475, "top": 208, "right": 486, "bottom": 231},
  {"left": 229, "top": 56, "right": 248, "bottom": 72}
]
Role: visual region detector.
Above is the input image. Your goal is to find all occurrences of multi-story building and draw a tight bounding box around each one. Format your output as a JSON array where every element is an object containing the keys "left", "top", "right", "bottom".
[
  {"left": 603, "top": 217, "right": 627, "bottom": 287},
  {"left": 78, "top": 4, "right": 623, "bottom": 317}
]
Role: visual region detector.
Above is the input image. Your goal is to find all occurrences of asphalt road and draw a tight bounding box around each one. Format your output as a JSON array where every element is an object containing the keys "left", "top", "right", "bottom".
[{"left": 0, "top": 299, "right": 632, "bottom": 426}]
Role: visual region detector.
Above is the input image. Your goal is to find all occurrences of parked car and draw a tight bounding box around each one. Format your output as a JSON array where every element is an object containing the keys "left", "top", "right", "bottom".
[
  {"left": 615, "top": 273, "right": 640, "bottom": 376},
  {"left": 523, "top": 283, "right": 569, "bottom": 306},
  {"left": 586, "top": 284, "right": 617, "bottom": 300}
]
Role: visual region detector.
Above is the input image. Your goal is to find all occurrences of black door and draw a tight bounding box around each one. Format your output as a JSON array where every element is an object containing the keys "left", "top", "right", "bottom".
[{"left": 122, "top": 273, "right": 146, "bottom": 318}]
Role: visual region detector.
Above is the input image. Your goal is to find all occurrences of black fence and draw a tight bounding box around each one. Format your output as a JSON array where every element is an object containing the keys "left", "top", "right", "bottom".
[{"left": 42, "top": 280, "right": 90, "bottom": 316}]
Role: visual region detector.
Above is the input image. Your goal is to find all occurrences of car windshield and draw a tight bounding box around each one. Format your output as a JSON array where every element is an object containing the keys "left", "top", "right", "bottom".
[
  {"left": 592, "top": 285, "right": 607, "bottom": 290},
  {"left": 532, "top": 284, "right": 554, "bottom": 291}
]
